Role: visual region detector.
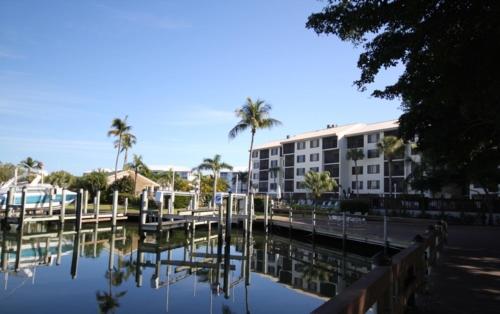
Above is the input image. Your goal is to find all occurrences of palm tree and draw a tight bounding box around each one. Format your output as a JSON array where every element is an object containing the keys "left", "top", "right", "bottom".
[
  {"left": 107, "top": 116, "right": 131, "bottom": 181},
  {"left": 228, "top": 97, "right": 282, "bottom": 199},
  {"left": 377, "top": 135, "right": 405, "bottom": 198},
  {"left": 19, "top": 157, "right": 42, "bottom": 177},
  {"left": 196, "top": 155, "right": 233, "bottom": 208},
  {"left": 119, "top": 132, "right": 137, "bottom": 169},
  {"left": 125, "top": 154, "right": 147, "bottom": 194},
  {"left": 346, "top": 149, "right": 365, "bottom": 197},
  {"left": 304, "top": 171, "right": 337, "bottom": 221}
]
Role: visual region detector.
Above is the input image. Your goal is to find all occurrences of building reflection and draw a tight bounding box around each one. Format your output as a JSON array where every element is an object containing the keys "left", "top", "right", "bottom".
[{"left": 1, "top": 222, "right": 373, "bottom": 313}]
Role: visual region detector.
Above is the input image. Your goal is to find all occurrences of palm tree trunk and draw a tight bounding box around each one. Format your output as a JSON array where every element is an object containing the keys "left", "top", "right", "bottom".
[
  {"left": 246, "top": 130, "right": 255, "bottom": 197},
  {"left": 212, "top": 173, "right": 217, "bottom": 208},
  {"left": 114, "top": 134, "right": 122, "bottom": 181},
  {"left": 123, "top": 149, "right": 128, "bottom": 170},
  {"left": 354, "top": 160, "right": 359, "bottom": 197}
]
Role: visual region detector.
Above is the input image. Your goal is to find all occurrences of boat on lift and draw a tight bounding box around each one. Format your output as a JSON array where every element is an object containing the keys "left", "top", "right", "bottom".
[{"left": 0, "top": 167, "right": 77, "bottom": 210}]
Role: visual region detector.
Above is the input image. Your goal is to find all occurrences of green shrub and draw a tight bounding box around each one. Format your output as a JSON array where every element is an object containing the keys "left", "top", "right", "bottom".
[
  {"left": 254, "top": 198, "right": 264, "bottom": 212},
  {"left": 174, "top": 195, "right": 191, "bottom": 209},
  {"left": 339, "top": 199, "right": 371, "bottom": 214}
]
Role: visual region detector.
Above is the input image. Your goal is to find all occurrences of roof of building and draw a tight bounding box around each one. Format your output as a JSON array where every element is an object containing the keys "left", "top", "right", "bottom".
[
  {"left": 343, "top": 120, "right": 399, "bottom": 136},
  {"left": 106, "top": 170, "right": 160, "bottom": 188},
  {"left": 251, "top": 119, "right": 399, "bottom": 149},
  {"left": 253, "top": 140, "right": 283, "bottom": 150},
  {"left": 280, "top": 123, "right": 363, "bottom": 143}
]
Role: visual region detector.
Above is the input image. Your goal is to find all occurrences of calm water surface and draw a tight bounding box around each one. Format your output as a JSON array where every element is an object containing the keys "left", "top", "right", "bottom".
[{"left": 0, "top": 223, "right": 373, "bottom": 313}]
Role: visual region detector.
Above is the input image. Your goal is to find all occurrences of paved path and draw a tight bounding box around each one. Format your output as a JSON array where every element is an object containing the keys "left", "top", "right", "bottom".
[{"left": 414, "top": 225, "right": 500, "bottom": 314}]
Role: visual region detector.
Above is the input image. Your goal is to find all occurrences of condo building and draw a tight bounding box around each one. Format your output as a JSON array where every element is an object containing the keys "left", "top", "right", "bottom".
[{"left": 250, "top": 120, "right": 420, "bottom": 198}]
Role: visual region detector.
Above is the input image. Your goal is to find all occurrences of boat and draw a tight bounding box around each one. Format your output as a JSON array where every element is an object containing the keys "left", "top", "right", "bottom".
[{"left": 0, "top": 167, "right": 77, "bottom": 210}]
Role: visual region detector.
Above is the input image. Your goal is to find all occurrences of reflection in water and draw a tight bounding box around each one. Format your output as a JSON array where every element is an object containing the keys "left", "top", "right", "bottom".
[{"left": 0, "top": 222, "right": 373, "bottom": 313}]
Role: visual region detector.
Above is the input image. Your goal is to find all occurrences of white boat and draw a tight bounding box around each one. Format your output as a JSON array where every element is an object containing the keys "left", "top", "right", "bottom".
[{"left": 0, "top": 168, "right": 77, "bottom": 210}]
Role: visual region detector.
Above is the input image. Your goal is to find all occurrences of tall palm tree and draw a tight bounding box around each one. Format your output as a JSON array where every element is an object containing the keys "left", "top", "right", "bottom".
[
  {"left": 119, "top": 132, "right": 137, "bottom": 169},
  {"left": 304, "top": 171, "right": 337, "bottom": 216},
  {"left": 377, "top": 136, "right": 405, "bottom": 198},
  {"left": 228, "top": 97, "right": 282, "bottom": 199},
  {"left": 197, "top": 155, "right": 233, "bottom": 208},
  {"left": 19, "top": 157, "right": 42, "bottom": 177},
  {"left": 125, "top": 154, "right": 147, "bottom": 194},
  {"left": 346, "top": 149, "right": 365, "bottom": 197},
  {"left": 108, "top": 116, "right": 132, "bottom": 181}
]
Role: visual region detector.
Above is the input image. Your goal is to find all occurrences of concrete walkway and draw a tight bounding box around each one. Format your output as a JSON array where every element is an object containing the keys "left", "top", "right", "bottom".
[{"left": 414, "top": 225, "right": 500, "bottom": 314}]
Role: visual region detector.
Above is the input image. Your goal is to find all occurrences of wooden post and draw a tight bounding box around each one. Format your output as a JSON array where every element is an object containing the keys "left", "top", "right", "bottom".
[
  {"left": 289, "top": 206, "right": 293, "bottom": 229},
  {"left": 139, "top": 190, "right": 148, "bottom": 233},
  {"left": 3, "top": 188, "right": 14, "bottom": 229},
  {"left": 124, "top": 197, "right": 129, "bottom": 215},
  {"left": 18, "top": 187, "right": 27, "bottom": 231},
  {"left": 60, "top": 188, "right": 66, "bottom": 224},
  {"left": 244, "top": 195, "right": 248, "bottom": 216},
  {"left": 264, "top": 194, "right": 269, "bottom": 233},
  {"left": 48, "top": 188, "right": 54, "bottom": 216},
  {"left": 75, "top": 189, "right": 83, "bottom": 231},
  {"left": 157, "top": 193, "right": 164, "bottom": 233},
  {"left": 250, "top": 193, "right": 255, "bottom": 218},
  {"left": 83, "top": 190, "right": 89, "bottom": 214},
  {"left": 95, "top": 190, "right": 101, "bottom": 219},
  {"left": 112, "top": 190, "right": 118, "bottom": 227},
  {"left": 226, "top": 193, "right": 233, "bottom": 239}
]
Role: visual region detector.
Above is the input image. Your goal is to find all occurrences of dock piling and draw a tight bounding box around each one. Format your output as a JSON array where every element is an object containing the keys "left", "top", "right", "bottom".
[
  {"left": 112, "top": 190, "right": 118, "bottom": 227},
  {"left": 264, "top": 194, "right": 269, "bottom": 232},
  {"left": 48, "top": 188, "right": 54, "bottom": 216},
  {"left": 83, "top": 190, "right": 89, "bottom": 214},
  {"left": 60, "top": 188, "right": 66, "bottom": 224},
  {"left": 95, "top": 190, "right": 101, "bottom": 219},
  {"left": 18, "top": 187, "right": 27, "bottom": 231},
  {"left": 75, "top": 190, "right": 83, "bottom": 231}
]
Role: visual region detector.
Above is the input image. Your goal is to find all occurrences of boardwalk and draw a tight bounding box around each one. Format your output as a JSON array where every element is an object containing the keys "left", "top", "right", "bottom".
[
  {"left": 263, "top": 215, "right": 436, "bottom": 249},
  {"left": 413, "top": 225, "right": 500, "bottom": 314}
]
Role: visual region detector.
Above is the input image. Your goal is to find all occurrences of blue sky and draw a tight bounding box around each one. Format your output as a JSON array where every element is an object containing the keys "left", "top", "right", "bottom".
[{"left": 0, "top": 0, "right": 402, "bottom": 175}]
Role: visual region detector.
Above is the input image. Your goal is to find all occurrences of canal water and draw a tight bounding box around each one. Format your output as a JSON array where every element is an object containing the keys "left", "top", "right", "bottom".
[{"left": 0, "top": 223, "right": 373, "bottom": 313}]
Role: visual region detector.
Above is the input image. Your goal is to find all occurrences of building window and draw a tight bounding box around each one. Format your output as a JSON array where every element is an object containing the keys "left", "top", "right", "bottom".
[
  {"left": 323, "top": 149, "right": 339, "bottom": 164},
  {"left": 310, "top": 139, "right": 320, "bottom": 148},
  {"left": 270, "top": 183, "right": 277, "bottom": 191},
  {"left": 351, "top": 181, "right": 363, "bottom": 190},
  {"left": 309, "top": 167, "right": 319, "bottom": 173},
  {"left": 367, "top": 149, "right": 379, "bottom": 158},
  {"left": 270, "top": 160, "right": 278, "bottom": 168},
  {"left": 310, "top": 153, "right": 320, "bottom": 162},
  {"left": 367, "top": 164, "right": 380, "bottom": 174},
  {"left": 253, "top": 161, "right": 260, "bottom": 169},
  {"left": 252, "top": 151, "right": 258, "bottom": 158},
  {"left": 367, "top": 133, "right": 380, "bottom": 144},
  {"left": 271, "top": 148, "right": 279, "bottom": 156},
  {"left": 367, "top": 180, "right": 380, "bottom": 189},
  {"left": 297, "top": 155, "right": 306, "bottom": 163},
  {"left": 347, "top": 135, "right": 364, "bottom": 149},
  {"left": 322, "top": 136, "right": 337, "bottom": 149},
  {"left": 351, "top": 166, "right": 363, "bottom": 175},
  {"left": 297, "top": 141, "right": 306, "bottom": 150},
  {"left": 252, "top": 173, "right": 258, "bottom": 180},
  {"left": 296, "top": 181, "right": 306, "bottom": 189},
  {"left": 296, "top": 168, "right": 305, "bottom": 176},
  {"left": 269, "top": 171, "right": 276, "bottom": 179}
]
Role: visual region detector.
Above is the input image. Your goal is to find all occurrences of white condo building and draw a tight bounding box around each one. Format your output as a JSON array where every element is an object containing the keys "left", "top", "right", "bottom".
[{"left": 250, "top": 120, "right": 421, "bottom": 198}]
